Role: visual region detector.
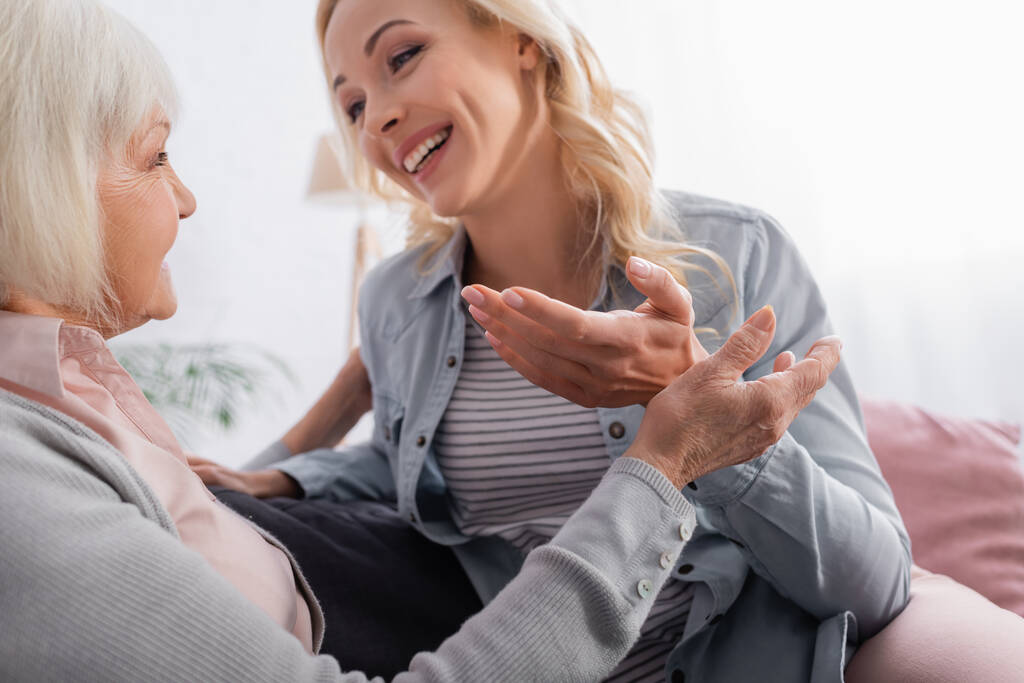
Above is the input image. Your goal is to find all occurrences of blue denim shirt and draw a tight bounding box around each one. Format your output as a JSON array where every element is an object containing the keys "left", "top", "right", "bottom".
[{"left": 276, "top": 191, "right": 912, "bottom": 682}]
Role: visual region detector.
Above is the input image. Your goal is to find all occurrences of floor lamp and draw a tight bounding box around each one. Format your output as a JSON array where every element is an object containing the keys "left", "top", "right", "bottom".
[{"left": 306, "top": 133, "right": 382, "bottom": 352}]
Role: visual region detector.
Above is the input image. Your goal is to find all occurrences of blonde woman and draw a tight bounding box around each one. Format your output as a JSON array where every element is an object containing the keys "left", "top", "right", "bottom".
[
  {"left": 199, "top": 0, "right": 1024, "bottom": 681},
  {"left": 0, "top": 0, "right": 853, "bottom": 681}
]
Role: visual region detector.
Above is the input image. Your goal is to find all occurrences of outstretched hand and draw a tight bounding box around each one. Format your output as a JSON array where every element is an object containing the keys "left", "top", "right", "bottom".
[
  {"left": 628, "top": 305, "right": 843, "bottom": 489},
  {"left": 461, "top": 257, "right": 707, "bottom": 408},
  {"left": 187, "top": 455, "right": 300, "bottom": 498}
]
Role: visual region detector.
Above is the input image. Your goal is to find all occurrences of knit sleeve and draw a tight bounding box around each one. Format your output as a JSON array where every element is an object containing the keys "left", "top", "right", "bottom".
[{"left": 1, "top": 395, "right": 693, "bottom": 682}]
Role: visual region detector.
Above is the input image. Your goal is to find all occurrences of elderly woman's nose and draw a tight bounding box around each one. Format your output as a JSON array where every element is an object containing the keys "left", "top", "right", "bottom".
[{"left": 175, "top": 177, "right": 196, "bottom": 219}]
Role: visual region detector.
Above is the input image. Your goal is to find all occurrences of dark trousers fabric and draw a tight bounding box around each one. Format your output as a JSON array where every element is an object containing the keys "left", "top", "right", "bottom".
[{"left": 210, "top": 488, "right": 482, "bottom": 678}]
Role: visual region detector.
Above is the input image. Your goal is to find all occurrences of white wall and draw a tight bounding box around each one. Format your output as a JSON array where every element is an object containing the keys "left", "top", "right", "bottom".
[
  {"left": 106, "top": 1, "right": 1023, "bottom": 466},
  {"left": 563, "top": 0, "right": 1024, "bottom": 426},
  {"left": 105, "top": 0, "right": 365, "bottom": 465}
]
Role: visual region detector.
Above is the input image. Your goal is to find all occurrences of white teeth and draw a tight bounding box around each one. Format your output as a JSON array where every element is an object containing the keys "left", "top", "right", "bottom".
[{"left": 402, "top": 127, "right": 451, "bottom": 174}]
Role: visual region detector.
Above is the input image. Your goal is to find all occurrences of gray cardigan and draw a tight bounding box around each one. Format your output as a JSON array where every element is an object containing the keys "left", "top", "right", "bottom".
[{"left": 0, "top": 388, "right": 696, "bottom": 682}]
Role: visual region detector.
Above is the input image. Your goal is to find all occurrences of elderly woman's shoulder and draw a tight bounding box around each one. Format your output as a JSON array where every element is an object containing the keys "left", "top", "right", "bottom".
[{"left": 0, "top": 389, "right": 171, "bottom": 526}]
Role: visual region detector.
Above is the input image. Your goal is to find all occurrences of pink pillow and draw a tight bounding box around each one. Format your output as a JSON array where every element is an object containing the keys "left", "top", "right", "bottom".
[{"left": 861, "top": 397, "right": 1024, "bottom": 616}]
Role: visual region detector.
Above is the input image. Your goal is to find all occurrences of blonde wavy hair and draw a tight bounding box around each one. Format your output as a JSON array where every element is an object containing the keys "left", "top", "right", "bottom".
[{"left": 315, "top": 0, "right": 734, "bottom": 306}]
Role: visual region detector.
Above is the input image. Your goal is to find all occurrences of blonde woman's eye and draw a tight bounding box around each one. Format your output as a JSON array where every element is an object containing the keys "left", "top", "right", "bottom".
[
  {"left": 388, "top": 44, "right": 423, "bottom": 74},
  {"left": 346, "top": 100, "right": 365, "bottom": 123}
]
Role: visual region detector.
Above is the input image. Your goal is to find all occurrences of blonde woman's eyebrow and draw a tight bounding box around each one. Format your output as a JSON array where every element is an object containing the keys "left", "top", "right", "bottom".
[
  {"left": 332, "top": 19, "right": 417, "bottom": 92},
  {"left": 364, "top": 19, "right": 415, "bottom": 56}
]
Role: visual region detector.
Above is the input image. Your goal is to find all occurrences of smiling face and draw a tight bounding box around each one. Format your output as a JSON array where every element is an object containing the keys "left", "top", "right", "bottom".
[
  {"left": 325, "top": 0, "right": 546, "bottom": 218},
  {"left": 97, "top": 109, "right": 196, "bottom": 334}
]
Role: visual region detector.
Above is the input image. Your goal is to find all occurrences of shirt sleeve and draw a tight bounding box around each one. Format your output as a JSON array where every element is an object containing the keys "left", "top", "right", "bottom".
[
  {"left": 273, "top": 440, "right": 398, "bottom": 502},
  {"left": 242, "top": 438, "right": 294, "bottom": 471},
  {"left": 683, "top": 213, "right": 912, "bottom": 639},
  {"left": 1, "top": 412, "right": 695, "bottom": 683}
]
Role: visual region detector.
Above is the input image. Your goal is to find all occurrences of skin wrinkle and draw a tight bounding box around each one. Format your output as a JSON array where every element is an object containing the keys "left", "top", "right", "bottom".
[
  {"left": 95, "top": 111, "right": 195, "bottom": 336},
  {"left": 7, "top": 110, "right": 194, "bottom": 338}
]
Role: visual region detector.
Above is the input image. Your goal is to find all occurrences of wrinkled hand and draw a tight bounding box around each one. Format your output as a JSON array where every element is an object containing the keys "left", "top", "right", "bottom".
[
  {"left": 187, "top": 455, "right": 299, "bottom": 498},
  {"left": 628, "top": 305, "right": 842, "bottom": 489},
  {"left": 461, "top": 257, "right": 707, "bottom": 408}
]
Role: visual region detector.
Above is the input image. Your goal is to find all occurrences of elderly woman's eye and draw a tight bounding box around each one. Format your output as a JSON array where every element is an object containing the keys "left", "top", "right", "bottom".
[
  {"left": 388, "top": 45, "right": 423, "bottom": 74},
  {"left": 346, "top": 100, "right": 365, "bottom": 124}
]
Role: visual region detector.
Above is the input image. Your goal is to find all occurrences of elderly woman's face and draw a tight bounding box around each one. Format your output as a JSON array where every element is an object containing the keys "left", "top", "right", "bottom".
[
  {"left": 97, "top": 110, "right": 195, "bottom": 332},
  {"left": 326, "top": 0, "right": 544, "bottom": 218}
]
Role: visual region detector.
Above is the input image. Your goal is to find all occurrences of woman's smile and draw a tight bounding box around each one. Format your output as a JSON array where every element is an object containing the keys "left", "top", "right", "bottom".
[
  {"left": 394, "top": 122, "right": 454, "bottom": 182},
  {"left": 407, "top": 125, "right": 453, "bottom": 184}
]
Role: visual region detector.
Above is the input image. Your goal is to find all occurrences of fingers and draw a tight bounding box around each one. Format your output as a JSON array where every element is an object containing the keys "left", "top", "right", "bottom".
[
  {"left": 464, "top": 299, "right": 597, "bottom": 386},
  {"left": 462, "top": 284, "right": 594, "bottom": 344},
  {"left": 190, "top": 464, "right": 221, "bottom": 486},
  {"left": 626, "top": 257, "right": 695, "bottom": 325},
  {"left": 186, "top": 453, "right": 218, "bottom": 467},
  {"left": 750, "top": 335, "right": 842, "bottom": 431},
  {"left": 709, "top": 305, "right": 777, "bottom": 380},
  {"left": 773, "top": 351, "right": 796, "bottom": 373},
  {"left": 784, "top": 336, "right": 842, "bottom": 404},
  {"left": 481, "top": 332, "right": 593, "bottom": 407}
]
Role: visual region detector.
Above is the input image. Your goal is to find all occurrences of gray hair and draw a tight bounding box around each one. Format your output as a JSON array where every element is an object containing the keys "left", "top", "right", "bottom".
[{"left": 0, "top": 0, "right": 179, "bottom": 321}]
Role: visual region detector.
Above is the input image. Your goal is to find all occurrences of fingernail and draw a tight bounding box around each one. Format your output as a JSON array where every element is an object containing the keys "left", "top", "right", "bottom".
[
  {"left": 484, "top": 331, "right": 503, "bottom": 348},
  {"left": 501, "top": 289, "right": 524, "bottom": 309},
  {"left": 627, "top": 257, "right": 651, "bottom": 278},
  {"left": 461, "top": 286, "right": 484, "bottom": 307},
  {"left": 818, "top": 335, "right": 843, "bottom": 350},
  {"left": 468, "top": 305, "right": 490, "bottom": 323},
  {"left": 749, "top": 305, "right": 774, "bottom": 332}
]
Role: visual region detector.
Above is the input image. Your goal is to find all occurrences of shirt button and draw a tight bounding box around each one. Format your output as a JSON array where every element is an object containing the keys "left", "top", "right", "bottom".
[
  {"left": 687, "top": 481, "right": 698, "bottom": 491},
  {"left": 672, "top": 671, "right": 685, "bottom": 683},
  {"left": 659, "top": 552, "right": 673, "bottom": 570},
  {"left": 446, "top": 356, "right": 457, "bottom": 368},
  {"left": 678, "top": 563, "right": 694, "bottom": 574},
  {"left": 679, "top": 522, "right": 691, "bottom": 539},
  {"left": 416, "top": 435, "right": 426, "bottom": 447},
  {"left": 636, "top": 579, "right": 654, "bottom": 599},
  {"left": 608, "top": 422, "right": 626, "bottom": 439}
]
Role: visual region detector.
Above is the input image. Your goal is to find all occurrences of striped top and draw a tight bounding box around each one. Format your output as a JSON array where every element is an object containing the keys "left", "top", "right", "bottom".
[{"left": 435, "top": 317, "right": 693, "bottom": 682}]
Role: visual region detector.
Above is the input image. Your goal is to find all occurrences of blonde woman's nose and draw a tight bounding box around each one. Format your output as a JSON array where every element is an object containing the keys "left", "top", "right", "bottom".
[{"left": 366, "top": 96, "right": 405, "bottom": 136}]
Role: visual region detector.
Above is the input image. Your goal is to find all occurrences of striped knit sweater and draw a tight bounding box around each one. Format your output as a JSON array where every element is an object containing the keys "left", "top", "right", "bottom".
[{"left": 436, "top": 319, "right": 694, "bottom": 682}]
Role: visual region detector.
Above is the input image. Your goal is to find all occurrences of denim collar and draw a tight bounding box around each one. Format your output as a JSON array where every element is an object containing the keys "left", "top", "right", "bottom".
[{"left": 408, "top": 226, "right": 469, "bottom": 300}]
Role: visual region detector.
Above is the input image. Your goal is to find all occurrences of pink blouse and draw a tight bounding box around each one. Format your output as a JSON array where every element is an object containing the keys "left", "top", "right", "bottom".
[{"left": 0, "top": 311, "right": 314, "bottom": 651}]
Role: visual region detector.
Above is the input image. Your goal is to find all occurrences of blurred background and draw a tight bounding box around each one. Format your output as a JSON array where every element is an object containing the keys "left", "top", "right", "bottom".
[{"left": 106, "top": 0, "right": 1023, "bottom": 465}]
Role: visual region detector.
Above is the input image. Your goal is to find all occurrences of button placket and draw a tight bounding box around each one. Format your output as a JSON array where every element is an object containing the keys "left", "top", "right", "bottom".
[{"left": 659, "top": 552, "right": 673, "bottom": 570}]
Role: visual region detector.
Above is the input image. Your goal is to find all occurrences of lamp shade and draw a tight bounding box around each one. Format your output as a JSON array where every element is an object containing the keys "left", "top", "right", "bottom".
[{"left": 306, "top": 133, "right": 361, "bottom": 204}]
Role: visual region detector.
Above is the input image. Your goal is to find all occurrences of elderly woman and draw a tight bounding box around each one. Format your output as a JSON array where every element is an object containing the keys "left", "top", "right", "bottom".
[{"left": 0, "top": 1, "right": 846, "bottom": 681}]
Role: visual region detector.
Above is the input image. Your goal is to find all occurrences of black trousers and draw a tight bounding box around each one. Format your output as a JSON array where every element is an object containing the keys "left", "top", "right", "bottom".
[{"left": 211, "top": 488, "right": 482, "bottom": 678}]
